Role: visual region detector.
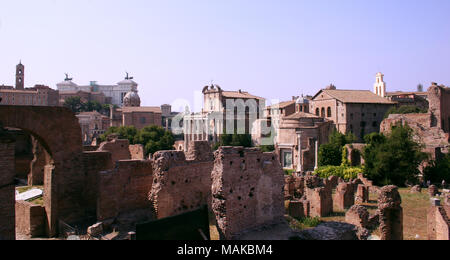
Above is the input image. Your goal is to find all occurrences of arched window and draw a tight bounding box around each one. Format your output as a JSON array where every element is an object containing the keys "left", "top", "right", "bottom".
[
  {"left": 321, "top": 108, "right": 325, "bottom": 118},
  {"left": 327, "top": 107, "right": 332, "bottom": 117},
  {"left": 316, "top": 108, "right": 320, "bottom": 116}
]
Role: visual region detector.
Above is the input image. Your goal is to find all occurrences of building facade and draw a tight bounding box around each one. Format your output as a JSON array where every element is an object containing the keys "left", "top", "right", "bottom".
[
  {"left": 276, "top": 112, "right": 333, "bottom": 171},
  {"left": 183, "top": 85, "right": 265, "bottom": 150},
  {"left": 311, "top": 86, "right": 395, "bottom": 141},
  {"left": 76, "top": 111, "right": 110, "bottom": 145},
  {"left": 109, "top": 89, "right": 162, "bottom": 130},
  {"left": 57, "top": 74, "right": 137, "bottom": 107},
  {"left": 0, "top": 62, "right": 59, "bottom": 107}
]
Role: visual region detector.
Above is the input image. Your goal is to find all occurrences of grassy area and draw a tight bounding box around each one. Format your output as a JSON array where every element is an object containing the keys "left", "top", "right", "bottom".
[
  {"left": 287, "top": 216, "right": 322, "bottom": 231},
  {"left": 319, "top": 187, "right": 440, "bottom": 240}
]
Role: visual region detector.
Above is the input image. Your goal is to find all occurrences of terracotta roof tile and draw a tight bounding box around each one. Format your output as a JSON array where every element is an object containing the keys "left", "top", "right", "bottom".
[
  {"left": 121, "top": 106, "right": 162, "bottom": 113},
  {"left": 283, "top": 112, "right": 321, "bottom": 119},
  {"left": 316, "top": 90, "right": 395, "bottom": 104},
  {"left": 268, "top": 100, "right": 295, "bottom": 109},
  {"left": 222, "top": 91, "right": 264, "bottom": 100}
]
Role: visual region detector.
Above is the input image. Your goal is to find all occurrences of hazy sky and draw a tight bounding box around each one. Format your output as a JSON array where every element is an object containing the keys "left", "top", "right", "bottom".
[{"left": 0, "top": 0, "right": 449, "bottom": 110}]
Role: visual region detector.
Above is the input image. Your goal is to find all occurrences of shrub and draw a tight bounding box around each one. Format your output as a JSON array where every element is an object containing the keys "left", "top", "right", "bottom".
[
  {"left": 259, "top": 145, "right": 275, "bottom": 152},
  {"left": 284, "top": 169, "right": 295, "bottom": 176},
  {"left": 314, "top": 165, "right": 363, "bottom": 181},
  {"left": 384, "top": 105, "right": 427, "bottom": 119}
]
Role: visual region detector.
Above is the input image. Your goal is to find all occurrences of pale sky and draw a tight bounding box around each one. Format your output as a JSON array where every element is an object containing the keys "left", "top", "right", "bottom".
[{"left": 0, "top": 0, "right": 449, "bottom": 110}]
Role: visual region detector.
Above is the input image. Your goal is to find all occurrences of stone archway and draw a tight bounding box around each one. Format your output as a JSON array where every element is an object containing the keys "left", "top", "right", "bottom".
[{"left": 0, "top": 106, "right": 83, "bottom": 239}]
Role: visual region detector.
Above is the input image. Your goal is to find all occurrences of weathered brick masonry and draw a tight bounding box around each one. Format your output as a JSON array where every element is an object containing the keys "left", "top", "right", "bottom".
[{"left": 211, "top": 147, "right": 285, "bottom": 240}]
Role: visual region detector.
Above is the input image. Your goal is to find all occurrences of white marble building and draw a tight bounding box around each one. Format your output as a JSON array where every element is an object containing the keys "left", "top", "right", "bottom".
[{"left": 56, "top": 74, "right": 138, "bottom": 107}]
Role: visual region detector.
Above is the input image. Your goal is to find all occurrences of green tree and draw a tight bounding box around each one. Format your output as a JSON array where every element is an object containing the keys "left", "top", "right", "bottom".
[
  {"left": 63, "top": 96, "right": 85, "bottom": 113},
  {"left": 100, "top": 125, "right": 174, "bottom": 156},
  {"left": 423, "top": 154, "right": 450, "bottom": 184},
  {"left": 363, "top": 124, "right": 428, "bottom": 186},
  {"left": 318, "top": 130, "right": 356, "bottom": 167},
  {"left": 100, "top": 126, "right": 138, "bottom": 144},
  {"left": 63, "top": 97, "right": 111, "bottom": 116},
  {"left": 384, "top": 105, "right": 428, "bottom": 119},
  {"left": 136, "top": 125, "right": 175, "bottom": 155}
]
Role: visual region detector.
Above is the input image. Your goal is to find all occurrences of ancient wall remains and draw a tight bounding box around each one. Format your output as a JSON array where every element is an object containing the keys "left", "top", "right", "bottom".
[
  {"left": 97, "top": 139, "right": 132, "bottom": 164},
  {"left": 28, "top": 136, "right": 48, "bottom": 186},
  {"left": 0, "top": 106, "right": 85, "bottom": 237},
  {"left": 0, "top": 135, "right": 15, "bottom": 240},
  {"left": 82, "top": 151, "right": 114, "bottom": 217},
  {"left": 427, "top": 201, "right": 450, "bottom": 240},
  {"left": 377, "top": 185, "right": 403, "bottom": 240},
  {"left": 211, "top": 147, "right": 285, "bottom": 240},
  {"left": 15, "top": 201, "right": 46, "bottom": 238},
  {"left": 129, "top": 144, "right": 145, "bottom": 160},
  {"left": 150, "top": 142, "right": 214, "bottom": 219},
  {"left": 97, "top": 160, "right": 153, "bottom": 221},
  {"left": 334, "top": 182, "right": 355, "bottom": 211},
  {"left": 356, "top": 185, "right": 369, "bottom": 203},
  {"left": 428, "top": 84, "right": 450, "bottom": 133}
]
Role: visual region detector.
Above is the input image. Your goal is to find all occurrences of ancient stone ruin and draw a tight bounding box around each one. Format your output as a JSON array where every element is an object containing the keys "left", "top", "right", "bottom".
[
  {"left": 427, "top": 198, "right": 450, "bottom": 240},
  {"left": 344, "top": 185, "right": 403, "bottom": 240},
  {"left": 211, "top": 147, "right": 285, "bottom": 240}
]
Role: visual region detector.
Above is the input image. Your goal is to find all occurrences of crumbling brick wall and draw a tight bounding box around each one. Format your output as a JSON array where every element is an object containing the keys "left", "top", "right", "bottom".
[
  {"left": 149, "top": 143, "right": 214, "bottom": 219},
  {"left": 356, "top": 185, "right": 369, "bottom": 203},
  {"left": 0, "top": 136, "right": 15, "bottom": 240},
  {"left": 377, "top": 185, "right": 403, "bottom": 240},
  {"left": 97, "top": 139, "right": 132, "bottom": 164},
  {"left": 28, "top": 136, "right": 48, "bottom": 186},
  {"left": 428, "top": 84, "right": 450, "bottom": 133},
  {"left": 82, "top": 151, "right": 114, "bottom": 217},
  {"left": 381, "top": 113, "right": 449, "bottom": 160},
  {"left": 334, "top": 182, "right": 355, "bottom": 211},
  {"left": 345, "top": 186, "right": 404, "bottom": 240},
  {"left": 428, "top": 205, "right": 450, "bottom": 240},
  {"left": 129, "top": 144, "right": 145, "bottom": 160},
  {"left": 15, "top": 201, "right": 46, "bottom": 238},
  {"left": 97, "top": 160, "right": 153, "bottom": 221},
  {"left": 211, "top": 147, "right": 285, "bottom": 240},
  {"left": 306, "top": 186, "right": 333, "bottom": 218}
]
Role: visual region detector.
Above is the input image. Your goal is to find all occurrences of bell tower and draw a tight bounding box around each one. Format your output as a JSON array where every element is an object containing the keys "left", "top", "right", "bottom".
[
  {"left": 374, "top": 72, "right": 386, "bottom": 97},
  {"left": 16, "top": 61, "right": 25, "bottom": 90}
]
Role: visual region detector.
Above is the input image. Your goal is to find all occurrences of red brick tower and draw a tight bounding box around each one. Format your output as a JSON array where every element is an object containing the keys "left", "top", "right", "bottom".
[{"left": 16, "top": 61, "right": 25, "bottom": 90}]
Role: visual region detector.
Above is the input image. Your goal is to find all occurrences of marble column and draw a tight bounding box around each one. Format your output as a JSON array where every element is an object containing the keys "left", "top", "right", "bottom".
[{"left": 314, "top": 139, "right": 319, "bottom": 170}]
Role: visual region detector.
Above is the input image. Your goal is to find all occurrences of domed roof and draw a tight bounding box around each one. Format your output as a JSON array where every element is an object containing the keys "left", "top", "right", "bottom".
[
  {"left": 296, "top": 96, "right": 309, "bottom": 104},
  {"left": 123, "top": 90, "right": 141, "bottom": 107}
]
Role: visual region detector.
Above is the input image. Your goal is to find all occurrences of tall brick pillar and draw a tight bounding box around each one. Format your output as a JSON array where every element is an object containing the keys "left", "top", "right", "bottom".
[{"left": 0, "top": 130, "right": 16, "bottom": 240}]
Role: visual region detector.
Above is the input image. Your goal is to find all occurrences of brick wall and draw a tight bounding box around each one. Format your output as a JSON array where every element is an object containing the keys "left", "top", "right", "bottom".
[
  {"left": 15, "top": 201, "right": 46, "bottom": 238},
  {"left": 0, "top": 139, "right": 15, "bottom": 240},
  {"left": 129, "top": 144, "right": 145, "bottom": 160},
  {"left": 150, "top": 148, "right": 214, "bottom": 219},
  {"left": 82, "top": 151, "right": 113, "bottom": 218},
  {"left": 97, "top": 160, "right": 153, "bottom": 221},
  {"left": 428, "top": 205, "right": 450, "bottom": 240},
  {"left": 97, "top": 139, "right": 131, "bottom": 164},
  {"left": 211, "top": 147, "right": 285, "bottom": 240}
]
